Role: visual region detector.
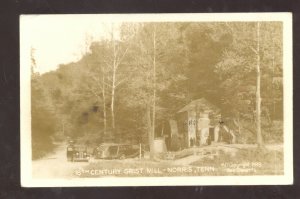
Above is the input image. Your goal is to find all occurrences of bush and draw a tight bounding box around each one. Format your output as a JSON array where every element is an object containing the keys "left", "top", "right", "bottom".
[{"left": 31, "top": 104, "right": 57, "bottom": 160}]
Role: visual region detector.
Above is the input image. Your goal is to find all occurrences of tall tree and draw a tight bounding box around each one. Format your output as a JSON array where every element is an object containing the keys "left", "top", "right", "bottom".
[
  {"left": 108, "top": 24, "right": 131, "bottom": 131},
  {"left": 121, "top": 23, "right": 188, "bottom": 157},
  {"left": 215, "top": 22, "right": 283, "bottom": 145},
  {"left": 255, "top": 22, "right": 263, "bottom": 147},
  {"left": 81, "top": 40, "right": 109, "bottom": 135}
]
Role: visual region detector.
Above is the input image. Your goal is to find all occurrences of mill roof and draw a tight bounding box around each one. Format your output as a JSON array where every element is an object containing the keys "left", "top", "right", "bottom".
[{"left": 177, "top": 98, "right": 220, "bottom": 113}]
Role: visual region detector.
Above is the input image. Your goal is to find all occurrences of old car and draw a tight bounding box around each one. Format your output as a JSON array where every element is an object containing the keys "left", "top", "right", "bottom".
[
  {"left": 67, "top": 143, "right": 90, "bottom": 162},
  {"left": 72, "top": 146, "right": 90, "bottom": 162},
  {"left": 93, "top": 143, "right": 140, "bottom": 159}
]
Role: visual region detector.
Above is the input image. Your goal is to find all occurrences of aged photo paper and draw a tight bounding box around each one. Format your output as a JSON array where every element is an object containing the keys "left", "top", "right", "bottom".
[{"left": 20, "top": 13, "right": 293, "bottom": 187}]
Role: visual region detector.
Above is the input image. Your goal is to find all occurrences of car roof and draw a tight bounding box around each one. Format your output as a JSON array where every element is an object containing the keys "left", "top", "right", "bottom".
[
  {"left": 99, "top": 143, "right": 130, "bottom": 147},
  {"left": 73, "top": 145, "right": 87, "bottom": 150},
  {"left": 99, "top": 143, "right": 119, "bottom": 146}
]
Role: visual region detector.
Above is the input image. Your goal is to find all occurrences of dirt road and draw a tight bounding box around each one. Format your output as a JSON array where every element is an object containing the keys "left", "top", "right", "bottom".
[
  {"left": 32, "top": 143, "right": 283, "bottom": 179},
  {"left": 32, "top": 144, "right": 90, "bottom": 179}
]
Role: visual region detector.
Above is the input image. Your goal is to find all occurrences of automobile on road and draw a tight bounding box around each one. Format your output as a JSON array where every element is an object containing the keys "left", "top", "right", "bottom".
[
  {"left": 67, "top": 144, "right": 90, "bottom": 162},
  {"left": 93, "top": 143, "right": 140, "bottom": 159}
]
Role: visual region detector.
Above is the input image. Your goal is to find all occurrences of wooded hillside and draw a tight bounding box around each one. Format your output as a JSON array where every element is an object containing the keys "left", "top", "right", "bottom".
[{"left": 31, "top": 22, "right": 283, "bottom": 159}]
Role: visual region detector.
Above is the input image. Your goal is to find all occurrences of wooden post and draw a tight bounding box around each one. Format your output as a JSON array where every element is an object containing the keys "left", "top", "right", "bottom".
[{"left": 139, "top": 143, "right": 142, "bottom": 159}]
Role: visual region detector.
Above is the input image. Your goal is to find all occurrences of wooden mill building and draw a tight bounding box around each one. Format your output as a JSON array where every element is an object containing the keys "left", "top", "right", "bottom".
[{"left": 164, "top": 98, "right": 236, "bottom": 151}]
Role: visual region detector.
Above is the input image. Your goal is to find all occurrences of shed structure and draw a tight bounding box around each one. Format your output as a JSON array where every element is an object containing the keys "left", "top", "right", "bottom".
[{"left": 169, "top": 98, "right": 235, "bottom": 149}]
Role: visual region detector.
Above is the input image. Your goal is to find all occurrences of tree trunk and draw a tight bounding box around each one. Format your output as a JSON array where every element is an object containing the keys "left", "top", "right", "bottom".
[
  {"left": 147, "top": 105, "right": 154, "bottom": 159},
  {"left": 271, "top": 31, "right": 276, "bottom": 118},
  {"left": 237, "top": 112, "right": 241, "bottom": 135},
  {"left": 111, "top": 26, "right": 116, "bottom": 131},
  {"left": 256, "top": 22, "right": 264, "bottom": 147},
  {"left": 111, "top": 71, "right": 116, "bottom": 130},
  {"left": 152, "top": 25, "right": 156, "bottom": 149},
  {"left": 102, "top": 71, "right": 107, "bottom": 135}
]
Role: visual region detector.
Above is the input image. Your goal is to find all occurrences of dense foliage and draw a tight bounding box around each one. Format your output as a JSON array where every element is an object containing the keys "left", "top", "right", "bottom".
[{"left": 31, "top": 22, "right": 283, "bottom": 158}]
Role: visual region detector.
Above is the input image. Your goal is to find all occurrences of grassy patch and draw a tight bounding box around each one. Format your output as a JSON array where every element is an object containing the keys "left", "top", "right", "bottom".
[{"left": 191, "top": 148, "right": 283, "bottom": 175}]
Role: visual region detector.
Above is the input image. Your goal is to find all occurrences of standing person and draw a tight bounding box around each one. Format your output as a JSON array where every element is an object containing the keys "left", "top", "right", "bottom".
[{"left": 66, "top": 140, "right": 74, "bottom": 161}]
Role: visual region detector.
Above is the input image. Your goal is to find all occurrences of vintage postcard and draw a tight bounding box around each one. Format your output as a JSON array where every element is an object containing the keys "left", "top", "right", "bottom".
[{"left": 20, "top": 13, "right": 293, "bottom": 187}]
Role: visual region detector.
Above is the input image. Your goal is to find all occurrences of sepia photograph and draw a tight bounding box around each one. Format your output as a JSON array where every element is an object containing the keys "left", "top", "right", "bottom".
[{"left": 20, "top": 13, "right": 293, "bottom": 186}]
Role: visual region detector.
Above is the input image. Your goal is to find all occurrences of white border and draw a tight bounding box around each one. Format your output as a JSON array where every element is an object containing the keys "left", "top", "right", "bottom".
[{"left": 20, "top": 13, "right": 293, "bottom": 187}]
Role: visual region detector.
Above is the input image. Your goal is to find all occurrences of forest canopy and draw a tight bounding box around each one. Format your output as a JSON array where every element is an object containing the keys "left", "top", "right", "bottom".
[{"left": 31, "top": 22, "right": 283, "bottom": 159}]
